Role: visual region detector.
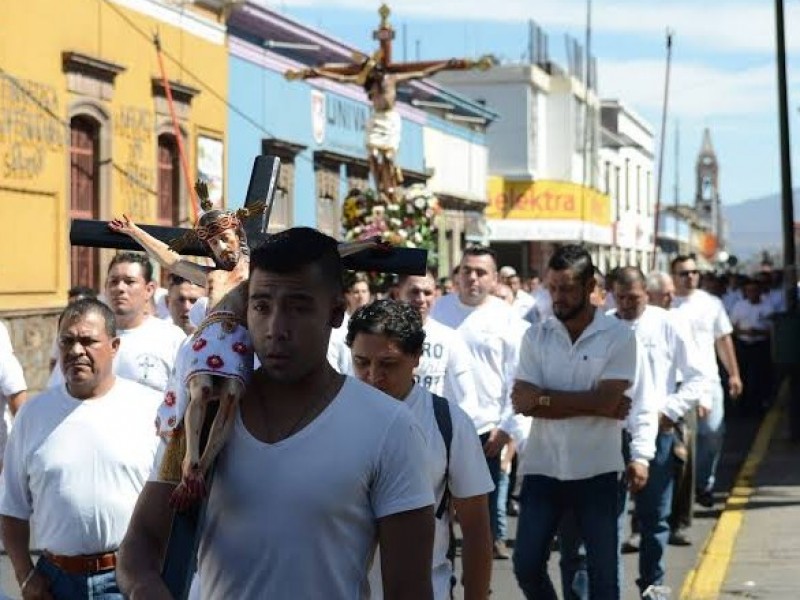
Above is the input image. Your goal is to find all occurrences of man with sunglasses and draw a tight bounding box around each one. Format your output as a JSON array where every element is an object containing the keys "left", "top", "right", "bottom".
[{"left": 670, "top": 255, "right": 741, "bottom": 509}]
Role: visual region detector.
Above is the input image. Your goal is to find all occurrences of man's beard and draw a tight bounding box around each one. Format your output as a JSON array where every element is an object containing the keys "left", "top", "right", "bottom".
[{"left": 554, "top": 295, "right": 588, "bottom": 323}]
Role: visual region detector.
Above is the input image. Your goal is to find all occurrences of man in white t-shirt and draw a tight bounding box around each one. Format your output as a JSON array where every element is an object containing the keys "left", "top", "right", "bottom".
[
  {"left": 0, "top": 326, "right": 28, "bottom": 468},
  {"left": 398, "top": 271, "right": 479, "bottom": 414},
  {"left": 511, "top": 245, "right": 637, "bottom": 599},
  {"left": 431, "top": 246, "right": 528, "bottom": 559},
  {"left": 0, "top": 299, "right": 161, "bottom": 599},
  {"left": 671, "top": 255, "right": 742, "bottom": 508},
  {"left": 49, "top": 255, "right": 186, "bottom": 393},
  {"left": 500, "top": 266, "right": 535, "bottom": 319},
  {"left": 162, "top": 274, "right": 206, "bottom": 335},
  {"left": 730, "top": 276, "right": 774, "bottom": 415},
  {"left": 118, "top": 227, "right": 435, "bottom": 600},
  {"left": 346, "top": 299, "right": 494, "bottom": 600},
  {"left": 613, "top": 267, "right": 706, "bottom": 594},
  {"left": 327, "top": 272, "right": 373, "bottom": 374}
]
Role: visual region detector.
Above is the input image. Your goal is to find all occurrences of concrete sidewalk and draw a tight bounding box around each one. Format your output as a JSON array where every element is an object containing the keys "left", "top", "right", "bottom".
[{"left": 718, "top": 413, "right": 800, "bottom": 599}]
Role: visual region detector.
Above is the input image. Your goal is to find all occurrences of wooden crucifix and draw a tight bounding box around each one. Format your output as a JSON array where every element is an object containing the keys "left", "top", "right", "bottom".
[
  {"left": 285, "top": 3, "right": 491, "bottom": 201},
  {"left": 69, "top": 154, "right": 428, "bottom": 600}
]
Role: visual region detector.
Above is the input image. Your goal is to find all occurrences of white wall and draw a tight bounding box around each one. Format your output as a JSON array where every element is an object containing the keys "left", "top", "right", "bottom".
[{"left": 423, "top": 127, "right": 488, "bottom": 201}]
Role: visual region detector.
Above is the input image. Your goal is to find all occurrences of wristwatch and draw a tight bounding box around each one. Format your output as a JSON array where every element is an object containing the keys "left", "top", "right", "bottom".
[{"left": 536, "top": 394, "right": 551, "bottom": 407}]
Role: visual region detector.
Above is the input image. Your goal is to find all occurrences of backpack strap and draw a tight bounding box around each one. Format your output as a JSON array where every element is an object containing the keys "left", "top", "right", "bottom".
[{"left": 431, "top": 393, "right": 453, "bottom": 520}]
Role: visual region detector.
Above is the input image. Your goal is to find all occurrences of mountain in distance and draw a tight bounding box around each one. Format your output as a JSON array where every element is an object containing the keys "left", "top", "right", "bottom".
[{"left": 723, "top": 189, "right": 799, "bottom": 262}]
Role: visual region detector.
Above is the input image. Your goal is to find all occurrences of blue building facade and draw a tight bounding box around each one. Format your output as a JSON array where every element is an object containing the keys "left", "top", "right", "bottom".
[{"left": 226, "top": 2, "right": 495, "bottom": 247}]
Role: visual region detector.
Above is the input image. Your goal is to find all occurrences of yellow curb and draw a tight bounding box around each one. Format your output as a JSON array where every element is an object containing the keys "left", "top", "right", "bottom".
[{"left": 679, "top": 385, "right": 787, "bottom": 600}]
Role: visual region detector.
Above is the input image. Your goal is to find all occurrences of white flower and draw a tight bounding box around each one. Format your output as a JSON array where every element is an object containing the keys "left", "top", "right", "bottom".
[
  {"left": 413, "top": 232, "right": 423, "bottom": 243},
  {"left": 406, "top": 241, "right": 416, "bottom": 248},
  {"left": 398, "top": 229, "right": 408, "bottom": 239},
  {"left": 414, "top": 197, "right": 427, "bottom": 210},
  {"left": 390, "top": 217, "right": 402, "bottom": 228}
]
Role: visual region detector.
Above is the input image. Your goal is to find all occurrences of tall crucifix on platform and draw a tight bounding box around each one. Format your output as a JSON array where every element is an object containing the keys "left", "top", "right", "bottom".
[{"left": 285, "top": 3, "right": 491, "bottom": 201}]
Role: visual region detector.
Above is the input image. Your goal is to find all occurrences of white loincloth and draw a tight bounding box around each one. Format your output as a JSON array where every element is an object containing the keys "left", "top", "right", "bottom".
[
  {"left": 366, "top": 109, "right": 402, "bottom": 154},
  {"left": 156, "top": 312, "right": 253, "bottom": 437}
]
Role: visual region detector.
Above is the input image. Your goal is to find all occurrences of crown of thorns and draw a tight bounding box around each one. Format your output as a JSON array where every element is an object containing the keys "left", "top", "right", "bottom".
[{"left": 167, "top": 181, "right": 268, "bottom": 253}]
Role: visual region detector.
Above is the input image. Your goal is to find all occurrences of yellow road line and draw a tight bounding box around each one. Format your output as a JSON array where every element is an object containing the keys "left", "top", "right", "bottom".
[{"left": 679, "top": 387, "right": 786, "bottom": 600}]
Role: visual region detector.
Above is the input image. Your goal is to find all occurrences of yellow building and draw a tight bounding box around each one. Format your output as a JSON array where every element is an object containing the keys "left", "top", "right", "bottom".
[{"left": 0, "top": 0, "right": 228, "bottom": 389}]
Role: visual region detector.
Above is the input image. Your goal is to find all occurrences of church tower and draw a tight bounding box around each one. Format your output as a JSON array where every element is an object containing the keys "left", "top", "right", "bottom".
[{"left": 695, "top": 128, "right": 723, "bottom": 248}]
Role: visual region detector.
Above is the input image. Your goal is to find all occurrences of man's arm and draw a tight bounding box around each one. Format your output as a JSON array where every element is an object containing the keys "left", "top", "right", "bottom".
[
  {"left": 378, "top": 506, "right": 435, "bottom": 600},
  {"left": 1, "top": 516, "right": 52, "bottom": 599},
  {"left": 117, "top": 482, "right": 176, "bottom": 600},
  {"left": 7, "top": 390, "right": 26, "bottom": 416},
  {"left": 715, "top": 334, "right": 743, "bottom": 398},
  {"left": 109, "top": 215, "right": 210, "bottom": 286},
  {"left": 451, "top": 495, "right": 492, "bottom": 600},
  {"left": 513, "top": 379, "right": 631, "bottom": 419}
]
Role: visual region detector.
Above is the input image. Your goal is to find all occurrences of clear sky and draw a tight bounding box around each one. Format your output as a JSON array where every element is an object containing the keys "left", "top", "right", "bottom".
[{"left": 258, "top": 0, "right": 800, "bottom": 207}]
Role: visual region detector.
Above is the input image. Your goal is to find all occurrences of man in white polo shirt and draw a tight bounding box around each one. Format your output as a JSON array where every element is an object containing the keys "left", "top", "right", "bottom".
[
  {"left": 398, "top": 270, "right": 478, "bottom": 414},
  {"left": 511, "top": 245, "right": 637, "bottom": 599},
  {"left": 347, "top": 299, "right": 494, "bottom": 600},
  {"left": 671, "top": 255, "right": 741, "bottom": 508},
  {"left": 431, "top": 246, "right": 527, "bottom": 559},
  {"left": 0, "top": 299, "right": 161, "bottom": 599}
]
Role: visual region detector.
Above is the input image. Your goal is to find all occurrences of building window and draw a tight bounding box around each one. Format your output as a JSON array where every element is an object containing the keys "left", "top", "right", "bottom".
[
  {"left": 262, "top": 139, "right": 306, "bottom": 232},
  {"left": 529, "top": 89, "right": 539, "bottom": 171},
  {"left": 314, "top": 155, "right": 340, "bottom": 238},
  {"left": 624, "top": 158, "right": 630, "bottom": 212},
  {"left": 70, "top": 116, "right": 100, "bottom": 290},
  {"left": 636, "top": 165, "right": 641, "bottom": 214},
  {"left": 346, "top": 163, "right": 370, "bottom": 194},
  {"left": 157, "top": 134, "right": 180, "bottom": 227}
]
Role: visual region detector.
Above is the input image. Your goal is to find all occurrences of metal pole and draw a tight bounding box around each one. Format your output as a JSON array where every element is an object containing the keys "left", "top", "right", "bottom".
[
  {"left": 775, "top": 0, "right": 798, "bottom": 313},
  {"left": 674, "top": 120, "right": 680, "bottom": 244},
  {"left": 650, "top": 30, "right": 673, "bottom": 271}
]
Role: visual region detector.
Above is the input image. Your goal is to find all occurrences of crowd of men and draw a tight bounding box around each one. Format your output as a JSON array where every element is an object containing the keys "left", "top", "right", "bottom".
[{"left": 0, "top": 227, "right": 788, "bottom": 600}]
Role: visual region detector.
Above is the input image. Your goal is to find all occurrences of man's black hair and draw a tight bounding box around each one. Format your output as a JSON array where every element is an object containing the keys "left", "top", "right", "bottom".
[
  {"left": 250, "top": 227, "right": 343, "bottom": 292},
  {"left": 108, "top": 252, "right": 154, "bottom": 283},
  {"left": 344, "top": 271, "right": 371, "bottom": 292},
  {"left": 345, "top": 299, "right": 426, "bottom": 355},
  {"left": 58, "top": 298, "right": 117, "bottom": 339},
  {"left": 548, "top": 244, "right": 594, "bottom": 284},
  {"left": 462, "top": 245, "right": 498, "bottom": 268},
  {"left": 670, "top": 253, "right": 696, "bottom": 273},
  {"left": 614, "top": 266, "right": 647, "bottom": 288},
  {"left": 67, "top": 286, "right": 97, "bottom": 301},
  {"left": 168, "top": 274, "right": 200, "bottom": 288},
  {"left": 397, "top": 269, "right": 437, "bottom": 286}
]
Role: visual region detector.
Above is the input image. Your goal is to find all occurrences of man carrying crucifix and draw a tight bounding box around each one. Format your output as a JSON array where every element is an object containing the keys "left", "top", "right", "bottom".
[{"left": 118, "top": 227, "right": 436, "bottom": 600}]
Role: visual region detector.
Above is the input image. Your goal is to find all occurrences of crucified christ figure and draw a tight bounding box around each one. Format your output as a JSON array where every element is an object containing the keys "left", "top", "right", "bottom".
[
  {"left": 287, "top": 53, "right": 490, "bottom": 200},
  {"left": 110, "top": 184, "right": 380, "bottom": 509}
]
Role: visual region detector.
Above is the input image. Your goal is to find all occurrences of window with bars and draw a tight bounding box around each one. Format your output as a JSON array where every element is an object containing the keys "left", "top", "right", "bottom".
[
  {"left": 70, "top": 116, "right": 100, "bottom": 291},
  {"left": 157, "top": 134, "right": 180, "bottom": 227},
  {"left": 345, "top": 163, "right": 370, "bottom": 194},
  {"left": 315, "top": 157, "right": 341, "bottom": 238}
]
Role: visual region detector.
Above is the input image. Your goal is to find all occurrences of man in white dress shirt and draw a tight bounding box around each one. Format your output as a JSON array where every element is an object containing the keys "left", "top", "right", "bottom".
[
  {"left": 0, "top": 299, "right": 161, "bottom": 599},
  {"left": 511, "top": 245, "right": 637, "bottom": 600},
  {"left": 431, "top": 246, "right": 527, "bottom": 559},
  {"left": 614, "top": 267, "right": 706, "bottom": 594}
]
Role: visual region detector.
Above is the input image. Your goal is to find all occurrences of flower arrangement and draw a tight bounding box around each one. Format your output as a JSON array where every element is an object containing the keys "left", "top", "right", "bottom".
[{"left": 341, "top": 184, "right": 440, "bottom": 267}]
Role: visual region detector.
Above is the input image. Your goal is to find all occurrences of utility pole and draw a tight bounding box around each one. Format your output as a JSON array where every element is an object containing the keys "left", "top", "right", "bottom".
[
  {"left": 650, "top": 30, "right": 673, "bottom": 271},
  {"left": 773, "top": 0, "right": 800, "bottom": 440}
]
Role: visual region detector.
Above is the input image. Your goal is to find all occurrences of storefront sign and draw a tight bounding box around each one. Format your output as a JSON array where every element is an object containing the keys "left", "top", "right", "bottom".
[
  {"left": 486, "top": 178, "right": 611, "bottom": 226},
  {"left": 311, "top": 90, "right": 326, "bottom": 145}
]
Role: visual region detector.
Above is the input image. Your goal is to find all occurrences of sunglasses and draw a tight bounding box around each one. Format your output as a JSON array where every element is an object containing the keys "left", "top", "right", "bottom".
[{"left": 677, "top": 270, "right": 699, "bottom": 277}]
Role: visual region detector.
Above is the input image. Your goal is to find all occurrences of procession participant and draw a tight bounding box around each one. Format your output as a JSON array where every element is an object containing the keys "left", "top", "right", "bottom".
[
  {"left": 117, "top": 227, "right": 435, "bottom": 600},
  {"left": 729, "top": 276, "right": 774, "bottom": 415},
  {"left": 48, "top": 287, "right": 97, "bottom": 374},
  {"left": 0, "top": 299, "right": 161, "bottom": 600},
  {"left": 0, "top": 330, "right": 27, "bottom": 471},
  {"left": 48, "top": 254, "right": 185, "bottom": 394},
  {"left": 397, "top": 271, "right": 478, "bottom": 415},
  {"left": 431, "top": 246, "right": 527, "bottom": 560},
  {"left": 163, "top": 275, "right": 206, "bottom": 335},
  {"left": 499, "top": 266, "right": 535, "bottom": 318},
  {"left": 613, "top": 267, "right": 706, "bottom": 594},
  {"left": 347, "top": 299, "right": 493, "bottom": 600},
  {"left": 328, "top": 272, "right": 373, "bottom": 375},
  {"left": 511, "top": 245, "right": 637, "bottom": 600},
  {"left": 671, "top": 255, "right": 741, "bottom": 508}
]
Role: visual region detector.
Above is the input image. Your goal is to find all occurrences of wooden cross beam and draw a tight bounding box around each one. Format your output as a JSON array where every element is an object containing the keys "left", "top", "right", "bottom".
[{"left": 69, "top": 155, "right": 429, "bottom": 275}]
